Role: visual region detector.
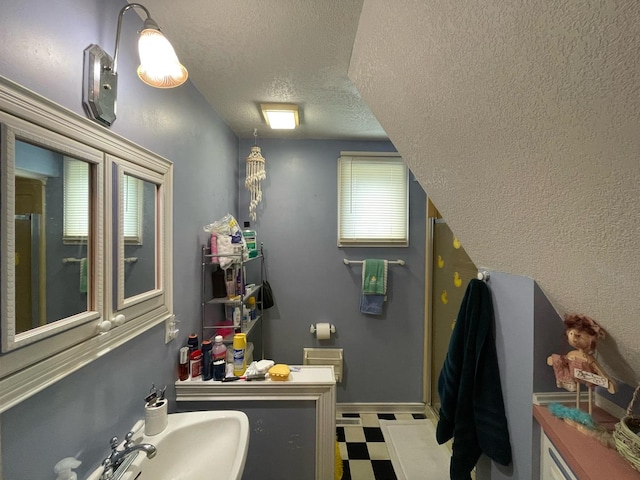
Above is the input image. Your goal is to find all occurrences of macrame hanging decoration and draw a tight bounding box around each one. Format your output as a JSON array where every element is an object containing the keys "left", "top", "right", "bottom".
[{"left": 245, "top": 129, "right": 266, "bottom": 221}]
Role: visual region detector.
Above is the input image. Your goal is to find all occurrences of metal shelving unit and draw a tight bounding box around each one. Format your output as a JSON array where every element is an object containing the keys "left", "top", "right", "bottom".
[{"left": 200, "top": 243, "right": 264, "bottom": 359}]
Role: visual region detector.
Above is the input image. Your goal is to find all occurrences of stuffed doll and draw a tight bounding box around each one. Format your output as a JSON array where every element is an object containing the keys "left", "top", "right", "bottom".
[{"left": 547, "top": 314, "right": 616, "bottom": 412}]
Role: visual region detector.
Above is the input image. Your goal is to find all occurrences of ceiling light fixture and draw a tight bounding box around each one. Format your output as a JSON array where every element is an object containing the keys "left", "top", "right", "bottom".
[
  {"left": 260, "top": 103, "right": 300, "bottom": 130},
  {"left": 83, "top": 3, "right": 188, "bottom": 127}
]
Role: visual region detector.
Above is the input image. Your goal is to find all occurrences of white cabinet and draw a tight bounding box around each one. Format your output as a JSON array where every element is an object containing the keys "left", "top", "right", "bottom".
[{"left": 541, "top": 433, "right": 578, "bottom": 480}]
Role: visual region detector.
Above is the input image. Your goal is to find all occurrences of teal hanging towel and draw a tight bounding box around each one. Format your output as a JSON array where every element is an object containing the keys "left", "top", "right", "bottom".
[
  {"left": 362, "top": 259, "right": 387, "bottom": 295},
  {"left": 79, "top": 258, "right": 88, "bottom": 293}
]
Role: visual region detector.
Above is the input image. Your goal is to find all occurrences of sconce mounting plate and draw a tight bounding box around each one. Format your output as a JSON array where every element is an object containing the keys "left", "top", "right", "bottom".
[{"left": 83, "top": 44, "right": 118, "bottom": 127}]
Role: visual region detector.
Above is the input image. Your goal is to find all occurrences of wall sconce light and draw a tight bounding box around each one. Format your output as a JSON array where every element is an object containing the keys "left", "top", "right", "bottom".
[
  {"left": 260, "top": 103, "right": 300, "bottom": 129},
  {"left": 83, "top": 3, "right": 188, "bottom": 127}
]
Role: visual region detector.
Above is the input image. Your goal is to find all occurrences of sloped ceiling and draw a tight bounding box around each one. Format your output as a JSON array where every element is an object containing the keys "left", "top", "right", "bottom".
[{"left": 349, "top": 0, "right": 640, "bottom": 384}]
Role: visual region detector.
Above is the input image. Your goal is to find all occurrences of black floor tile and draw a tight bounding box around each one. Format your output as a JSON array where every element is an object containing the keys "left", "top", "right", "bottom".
[
  {"left": 412, "top": 413, "right": 427, "bottom": 420},
  {"left": 372, "top": 460, "right": 398, "bottom": 480},
  {"left": 343, "top": 413, "right": 361, "bottom": 418},
  {"left": 363, "top": 426, "right": 385, "bottom": 442},
  {"left": 341, "top": 460, "right": 351, "bottom": 480},
  {"left": 346, "top": 442, "right": 370, "bottom": 460},
  {"left": 377, "top": 413, "right": 396, "bottom": 420},
  {"left": 336, "top": 426, "right": 346, "bottom": 442}
]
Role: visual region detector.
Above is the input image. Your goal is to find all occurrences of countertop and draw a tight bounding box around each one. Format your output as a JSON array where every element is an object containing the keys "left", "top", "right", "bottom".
[
  {"left": 534, "top": 404, "right": 640, "bottom": 479},
  {"left": 175, "top": 365, "right": 336, "bottom": 400}
]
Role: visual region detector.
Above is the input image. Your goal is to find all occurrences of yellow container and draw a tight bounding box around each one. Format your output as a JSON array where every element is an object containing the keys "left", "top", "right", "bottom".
[{"left": 233, "top": 333, "right": 247, "bottom": 376}]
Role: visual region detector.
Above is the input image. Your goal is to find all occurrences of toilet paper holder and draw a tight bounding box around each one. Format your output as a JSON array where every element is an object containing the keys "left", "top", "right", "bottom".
[{"left": 309, "top": 323, "right": 336, "bottom": 336}]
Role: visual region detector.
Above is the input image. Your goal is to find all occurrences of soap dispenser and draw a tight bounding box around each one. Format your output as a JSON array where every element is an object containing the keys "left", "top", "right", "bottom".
[{"left": 54, "top": 457, "right": 81, "bottom": 480}]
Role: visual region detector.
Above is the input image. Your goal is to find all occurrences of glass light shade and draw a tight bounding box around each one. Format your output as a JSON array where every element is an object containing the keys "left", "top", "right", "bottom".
[{"left": 137, "top": 28, "right": 188, "bottom": 88}]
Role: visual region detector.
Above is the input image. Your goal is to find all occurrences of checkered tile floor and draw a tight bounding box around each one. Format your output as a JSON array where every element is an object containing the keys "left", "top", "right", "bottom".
[{"left": 337, "top": 412, "right": 427, "bottom": 480}]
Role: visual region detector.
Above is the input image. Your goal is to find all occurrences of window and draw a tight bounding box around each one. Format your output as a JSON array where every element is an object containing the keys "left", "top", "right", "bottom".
[
  {"left": 338, "top": 152, "right": 408, "bottom": 247},
  {"left": 64, "top": 158, "right": 142, "bottom": 243},
  {"left": 63, "top": 156, "right": 90, "bottom": 242},
  {"left": 122, "top": 174, "right": 143, "bottom": 244}
]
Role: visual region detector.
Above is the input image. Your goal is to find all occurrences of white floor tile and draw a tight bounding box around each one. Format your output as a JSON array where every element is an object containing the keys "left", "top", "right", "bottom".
[
  {"left": 344, "top": 426, "right": 366, "bottom": 443},
  {"left": 360, "top": 413, "right": 381, "bottom": 427},
  {"left": 367, "top": 442, "right": 391, "bottom": 460},
  {"left": 348, "top": 460, "right": 376, "bottom": 480}
]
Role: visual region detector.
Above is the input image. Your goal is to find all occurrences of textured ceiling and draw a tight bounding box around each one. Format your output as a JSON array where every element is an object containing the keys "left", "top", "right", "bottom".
[
  {"left": 349, "top": 0, "right": 640, "bottom": 385},
  {"left": 139, "top": 0, "right": 386, "bottom": 140}
]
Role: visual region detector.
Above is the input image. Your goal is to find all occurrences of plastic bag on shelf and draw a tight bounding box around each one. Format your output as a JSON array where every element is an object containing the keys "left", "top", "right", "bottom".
[
  {"left": 203, "top": 214, "right": 247, "bottom": 267},
  {"left": 204, "top": 213, "right": 241, "bottom": 235}
]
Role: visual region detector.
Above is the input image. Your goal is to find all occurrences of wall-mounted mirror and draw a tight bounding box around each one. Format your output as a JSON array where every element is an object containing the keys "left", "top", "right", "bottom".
[
  {"left": 115, "top": 161, "right": 164, "bottom": 312},
  {"left": 1, "top": 119, "right": 104, "bottom": 354},
  {"left": 0, "top": 76, "right": 172, "bottom": 413}
]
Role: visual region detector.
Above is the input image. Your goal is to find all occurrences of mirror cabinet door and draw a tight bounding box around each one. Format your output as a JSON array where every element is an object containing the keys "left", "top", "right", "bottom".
[
  {"left": 112, "top": 157, "right": 168, "bottom": 317},
  {"left": 1, "top": 119, "right": 104, "bottom": 353}
]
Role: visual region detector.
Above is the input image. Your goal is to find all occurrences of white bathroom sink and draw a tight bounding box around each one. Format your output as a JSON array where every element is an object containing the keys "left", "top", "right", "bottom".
[{"left": 125, "top": 410, "right": 249, "bottom": 480}]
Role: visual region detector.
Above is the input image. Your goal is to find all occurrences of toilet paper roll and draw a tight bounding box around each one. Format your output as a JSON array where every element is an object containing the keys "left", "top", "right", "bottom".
[
  {"left": 144, "top": 399, "right": 168, "bottom": 436},
  {"left": 315, "top": 323, "right": 332, "bottom": 340}
]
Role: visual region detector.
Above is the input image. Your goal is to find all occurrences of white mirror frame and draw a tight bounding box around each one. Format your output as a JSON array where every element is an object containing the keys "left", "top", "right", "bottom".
[
  {"left": 1, "top": 117, "right": 104, "bottom": 353},
  {"left": 114, "top": 159, "right": 165, "bottom": 312},
  {"left": 0, "top": 76, "right": 173, "bottom": 413}
]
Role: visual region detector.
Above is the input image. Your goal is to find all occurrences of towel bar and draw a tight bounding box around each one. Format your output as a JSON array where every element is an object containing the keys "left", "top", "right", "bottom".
[
  {"left": 343, "top": 259, "right": 405, "bottom": 266},
  {"left": 62, "top": 257, "right": 84, "bottom": 264}
]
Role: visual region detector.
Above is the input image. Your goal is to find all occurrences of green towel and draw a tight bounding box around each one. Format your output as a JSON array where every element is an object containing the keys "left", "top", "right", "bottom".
[
  {"left": 79, "top": 258, "right": 87, "bottom": 294},
  {"left": 362, "top": 259, "right": 386, "bottom": 294}
]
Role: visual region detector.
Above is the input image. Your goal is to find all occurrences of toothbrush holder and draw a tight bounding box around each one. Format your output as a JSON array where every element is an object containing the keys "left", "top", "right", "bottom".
[{"left": 144, "top": 399, "right": 168, "bottom": 436}]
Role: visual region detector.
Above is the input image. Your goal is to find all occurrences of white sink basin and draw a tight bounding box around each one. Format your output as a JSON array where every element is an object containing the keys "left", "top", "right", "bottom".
[{"left": 125, "top": 410, "right": 249, "bottom": 480}]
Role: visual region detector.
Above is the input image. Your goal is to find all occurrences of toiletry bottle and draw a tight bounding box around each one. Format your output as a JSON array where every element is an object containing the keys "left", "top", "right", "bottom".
[
  {"left": 233, "top": 333, "right": 247, "bottom": 376},
  {"left": 201, "top": 340, "right": 213, "bottom": 381},
  {"left": 189, "top": 348, "right": 202, "bottom": 380},
  {"left": 236, "top": 267, "right": 243, "bottom": 296},
  {"left": 210, "top": 232, "right": 218, "bottom": 262},
  {"left": 233, "top": 306, "right": 241, "bottom": 333},
  {"left": 226, "top": 268, "right": 235, "bottom": 298},
  {"left": 241, "top": 305, "right": 250, "bottom": 331},
  {"left": 187, "top": 333, "right": 199, "bottom": 353},
  {"left": 242, "top": 221, "right": 258, "bottom": 257},
  {"left": 247, "top": 296, "right": 256, "bottom": 320},
  {"left": 187, "top": 333, "right": 199, "bottom": 377},
  {"left": 212, "top": 335, "right": 227, "bottom": 381},
  {"left": 212, "top": 266, "right": 226, "bottom": 298},
  {"left": 178, "top": 347, "right": 189, "bottom": 381}
]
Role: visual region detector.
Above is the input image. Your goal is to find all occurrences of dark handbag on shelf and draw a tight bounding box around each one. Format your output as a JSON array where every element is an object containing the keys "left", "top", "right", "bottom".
[{"left": 259, "top": 280, "right": 275, "bottom": 309}]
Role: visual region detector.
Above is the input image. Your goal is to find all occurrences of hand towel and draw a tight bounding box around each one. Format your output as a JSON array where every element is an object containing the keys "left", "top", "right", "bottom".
[
  {"left": 362, "top": 259, "right": 387, "bottom": 295},
  {"left": 359, "top": 259, "right": 388, "bottom": 314},
  {"left": 79, "top": 258, "right": 88, "bottom": 293},
  {"left": 359, "top": 293, "right": 385, "bottom": 315}
]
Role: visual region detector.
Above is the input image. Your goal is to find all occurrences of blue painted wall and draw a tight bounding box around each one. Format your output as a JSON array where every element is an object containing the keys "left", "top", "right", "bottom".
[
  {"left": 1, "top": 1, "right": 237, "bottom": 478},
  {"left": 0, "top": 1, "right": 426, "bottom": 478},
  {"left": 238, "top": 138, "right": 427, "bottom": 403}
]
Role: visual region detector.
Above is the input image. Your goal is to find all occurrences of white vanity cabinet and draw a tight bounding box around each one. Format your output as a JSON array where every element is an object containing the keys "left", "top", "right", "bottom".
[
  {"left": 541, "top": 433, "right": 578, "bottom": 480},
  {"left": 176, "top": 365, "right": 336, "bottom": 480},
  {"left": 534, "top": 404, "right": 640, "bottom": 480}
]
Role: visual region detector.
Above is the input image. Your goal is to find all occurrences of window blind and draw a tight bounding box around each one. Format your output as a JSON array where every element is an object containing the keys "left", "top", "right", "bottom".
[
  {"left": 63, "top": 157, "right": 90, "bottom": 240},
  {"left": 338, "top": 154, "right": 408, "bottom": 246},
  {"left": 123, "top": 174, "right": 142, "bottom": 242}
]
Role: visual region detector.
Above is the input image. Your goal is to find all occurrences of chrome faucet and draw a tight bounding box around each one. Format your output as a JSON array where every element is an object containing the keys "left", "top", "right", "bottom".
[{"left": 100, "top": 430, "right": 157, "bottom": 480}]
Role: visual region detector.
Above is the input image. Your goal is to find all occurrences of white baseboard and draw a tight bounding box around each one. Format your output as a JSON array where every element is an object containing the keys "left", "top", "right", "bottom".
[
  {"left": 336, "top": 402, "right": 425, "bottom": 414},
  {"left": 595, "top": 393, "right": 626, "bottom": 419},
  {"left": 532, "top": 391, "right": 589, "bottom": 406},
  {"left": 533, "top": 391, "right": 624, "bottom": 420}
]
